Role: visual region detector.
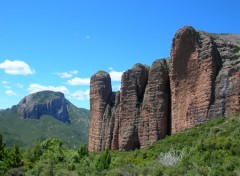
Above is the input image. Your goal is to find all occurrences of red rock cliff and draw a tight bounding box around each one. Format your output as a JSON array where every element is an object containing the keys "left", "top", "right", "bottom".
[
  {"left": 88, "top": 61, "right": 170, "bottom": 151},
  {"left": 170, "top": 26, "right": 240, "bottom": 134},
  {"left": 89, "top": 26, "right": 240, "bottom": 151}
]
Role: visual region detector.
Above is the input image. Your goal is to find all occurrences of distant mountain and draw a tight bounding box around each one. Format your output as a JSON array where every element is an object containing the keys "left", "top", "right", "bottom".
[{"left": 0, "top": 91, "right": 89, "bottom": 148}]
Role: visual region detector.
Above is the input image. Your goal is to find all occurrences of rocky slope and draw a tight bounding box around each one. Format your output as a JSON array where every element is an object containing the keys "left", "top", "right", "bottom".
[
  {"left": 89, "top": 26, "right": 240, "bottom": 151},
  {"left": 14, "top": 91, "right": 69, "bottom": 123}
]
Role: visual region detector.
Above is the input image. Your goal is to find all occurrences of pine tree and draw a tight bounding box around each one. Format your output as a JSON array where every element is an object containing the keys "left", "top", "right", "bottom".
[
  {"left": 78, "top": 144, "right": 89, "bottom": 159},
  {"left": 12, "top": 143, "right": 23, "bottom": 167},
  {"left": 0, "top": 134, "right": 5, "bottom": 160},
  {"left": 95, "top": 150, "right": 111, "bottom": 171}
]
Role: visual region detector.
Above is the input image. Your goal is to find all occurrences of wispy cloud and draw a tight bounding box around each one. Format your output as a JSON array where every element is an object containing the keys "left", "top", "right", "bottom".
[
  {"left": 16, "top": 83, "right": 24, "bottom": 88},
  {"left": 54, "top": 70, "right": 78, "bottom": 79},
  {"left": 108, "top": 67, "right": 123, "bottom": 81},
  {"left": 27, "top": 84, "right": 69, "bottom": 94},
  {"left": 67, "top": 77, "right": 90, "bottom": 86},
  {"left": 70, "top": 70, "right": 78, "bottom": 74},
  {"left": 5, "top": 90, "right": 17, "bottom": 96},
  {"left": 70, "top": 90, "right": 89, "bottom": 100},
  {"left": 0, "top": 60, "right": 35, "bottom": 75},
  {"left": 86, "top": 35, "right": 90, "bottom": 40},
  {"left": 2, "top": 80, "right": 9, "bottom": 84},
  {"left": 4, "top": 85, "right": 11, "bottom": 89}
]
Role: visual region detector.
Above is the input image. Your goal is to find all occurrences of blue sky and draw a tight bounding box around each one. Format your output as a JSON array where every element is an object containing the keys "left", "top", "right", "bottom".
[{"left": 0, "top": 0, "right": 240, "bottom": 110}]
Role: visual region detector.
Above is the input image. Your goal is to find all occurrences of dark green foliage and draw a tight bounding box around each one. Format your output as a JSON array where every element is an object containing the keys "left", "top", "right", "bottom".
[
  {"left": 231, "top": 55, "right": 239, "bottom": 60},
  {"left": 233, "top": 46, "right": 240, "bottom": 53},
  {"left": 41, "top": 139, "right": 65, "bottom": 163},
  {"left": 95, "top": 150, "right": 111, "bottom": 171},
  {"left": 12, "top": 143, "right": 23, "bottom": 168},
  {"left": 0, "top": 133, "right": 5, "bottom": 160},
  {"left": 78, "top": 144, "right": 89, "bottom": 159}
]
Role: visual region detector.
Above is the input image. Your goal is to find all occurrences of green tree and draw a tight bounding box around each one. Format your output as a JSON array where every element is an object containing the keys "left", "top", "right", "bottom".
[
  {"left": 12, "top": 143, "right": 23, "bottom": 168},
  {"left": 0, "top": 134, "right": 5, "bottom": 160},
  {"left": 78, "top": 144, "right": 89, "bottom": 159},
  {"left": 41, "top": 138, "right": 65, "bottom": 163},
  {"left": 95, "top": 150, "right": 111, "bottom": 171}
]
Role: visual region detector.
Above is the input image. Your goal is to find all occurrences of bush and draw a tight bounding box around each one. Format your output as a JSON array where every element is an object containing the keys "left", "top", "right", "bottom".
[
  {"left": 78, "top": 144, "right": 89, "bottom": 159},
  {"left": 158, "top": 150, "right": 182, "bottom": 166},
  {"left": 95, "top": 150, "right": 111, "bottom": 171}
]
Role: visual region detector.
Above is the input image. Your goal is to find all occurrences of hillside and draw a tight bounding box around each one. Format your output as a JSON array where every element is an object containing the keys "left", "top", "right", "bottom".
[
  {"left": 0, "top": 91, "right": 89, "bottom": 148},
  {"left": 1, "top": 112, "right": 239, "bottom": 175}
]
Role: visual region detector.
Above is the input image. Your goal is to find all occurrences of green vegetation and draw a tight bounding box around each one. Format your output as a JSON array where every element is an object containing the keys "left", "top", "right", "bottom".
[
  {"left": 233, "top": 46, "right": 240, "bottom": 54},
  {"left": 0, "top": 113, "right": 240, "bottom": 175},
  {"left": 0, "top": 102, "right": 89, "bottom": 148},
  {"left": 231, "top": 55, "right": 240, "bottom": 60}
]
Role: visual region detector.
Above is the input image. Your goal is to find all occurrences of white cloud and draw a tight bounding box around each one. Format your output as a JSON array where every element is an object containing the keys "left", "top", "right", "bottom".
[
  {"left": 2, "top": 80, "right": 9, "bottom": 84},
  {"left": 70, "top": 90, "right": 89, "bottom": 100},
  {"left": 109, "top": 70, "right": 123, "bottom": 81},
  {"left": 4, "top": 85, "right": 11, "bottom": 89},
  {"left": 54, "top": 70, "right": 78, "bottom": 79},
  {"left": 70, "top": 70, "right": 78, "bottom": 74},
  {"left": 0, "top": 59, "right": 35, "bottom": 75},
  {"left": 55, "top": 72, "right": 72, "bottom": 78},
  {"left": 27, "top": 84, "right": 69, "bottom": 94},
  {"left": 16, "top": 83, "right": 24, "bottom": 88},
  {"left": 67, "top": 77, "right": 90, "bottom": 86},
  {"left": 5, "top": 90, "right": 17, "bottom": 96}
]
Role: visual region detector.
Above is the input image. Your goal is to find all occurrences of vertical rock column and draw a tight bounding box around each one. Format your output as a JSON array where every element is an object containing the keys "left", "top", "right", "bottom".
[
  {"left": 118, "top": 64, "right": 149, "bottom": 150},
  {"left": 139, "top": 59, "right": 170, "bottom": 148},
  {"left": 170, "top": 26, "right": 220, "bottom": 134},
  {"left": 88, "top": 71, "right": 112, "bottom": 151}
]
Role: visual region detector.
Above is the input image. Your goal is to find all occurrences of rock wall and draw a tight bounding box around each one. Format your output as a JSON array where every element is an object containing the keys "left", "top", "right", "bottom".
[
  {"left": 170, "top": 26, "right": 240, "bottom": 134},
  {"left": 139, "top": 60, "right": 170, "bottom": 148},
  {"left": 170, "top": 26, "right": 221, "bottom": 133},
  {"left": 89, "top": 26, "right": 240, "bottom": 151},
  {"left": 88, "top": 61, "right": 170, "bottom": 151},
  {"left": 16, "top": 91, "right": 69, "bottom": 123}
]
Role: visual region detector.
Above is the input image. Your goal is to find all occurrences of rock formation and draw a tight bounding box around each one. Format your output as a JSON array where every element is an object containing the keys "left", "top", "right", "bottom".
[
  {"left": 170, "top": 26, "right": 240, "bottom": 133},
  {"left": 89, "top": 26, "right": 240, "bottom": 151},
  {"left": 88, "top": 61, "right": 170, "bottom": 151},
  {"left": 15, "top": 90, "right": 70, "bottom": 123},
  {"left": 170, "top": 26, "right": 221, "bottom": 133},
  {"left": 88, "top": 71, "right": 115, "bottom": 151},
  {"left": 139, "top": 60, "right": 170, "bottom": 148}
]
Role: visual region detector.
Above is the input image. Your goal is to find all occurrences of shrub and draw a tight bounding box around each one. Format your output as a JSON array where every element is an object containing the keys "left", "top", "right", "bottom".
[
  {"left": 158, "top": 150, "right": 182, "bottom": 167},
  {"left": 78, "top": 144, "right": 89, "bottom": 159},
  {"left": 95, "top": 150, "right": 111, "bottom": 171}
]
